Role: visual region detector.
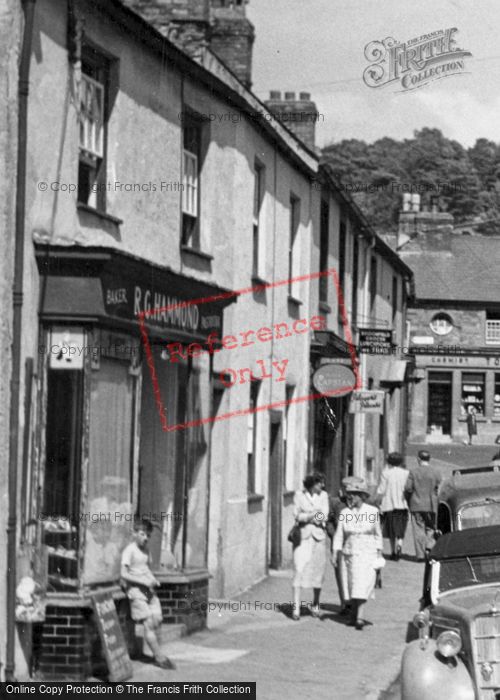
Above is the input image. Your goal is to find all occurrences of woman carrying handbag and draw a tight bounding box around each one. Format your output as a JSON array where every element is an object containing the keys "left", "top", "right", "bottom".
[{"left": 290, "top": 474, "right": 329, "bottom": 620}]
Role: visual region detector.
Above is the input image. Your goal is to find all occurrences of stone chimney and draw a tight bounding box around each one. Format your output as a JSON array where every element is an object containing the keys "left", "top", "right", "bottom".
[
  {"left": 123, "top": 0, "right": 255, "bottom": 87},
  {"left": 264, "top": 91, "right": 320, "bottom": 150},
  {"left": 397, "top": 193, "right": 454, "bottom": 252}
]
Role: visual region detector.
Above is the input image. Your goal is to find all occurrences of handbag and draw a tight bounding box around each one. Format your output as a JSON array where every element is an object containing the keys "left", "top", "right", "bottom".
[{"left": 287, "top": 523, "right": 301, "bottom": 548}]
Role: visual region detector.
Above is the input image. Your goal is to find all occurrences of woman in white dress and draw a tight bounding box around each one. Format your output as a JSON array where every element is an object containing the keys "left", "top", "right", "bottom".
[
  {"left": 292, "top": 474, "right": 330, "bottom": 620},
  {"left": 332, "top": 477, "right": 383, "bottom": 630}
]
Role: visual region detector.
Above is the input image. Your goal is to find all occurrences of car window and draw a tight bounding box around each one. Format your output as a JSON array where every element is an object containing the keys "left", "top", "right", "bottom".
[
  {"left": 439, "top": 555, "right": 500, "bottom": 593},
  {"left": 458, "top": 503, "right": 500, "bottom": 529}
]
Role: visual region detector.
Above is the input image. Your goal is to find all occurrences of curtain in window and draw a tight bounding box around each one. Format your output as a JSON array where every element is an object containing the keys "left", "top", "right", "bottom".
[{"left": 82, "top": 358, "right": 134, "bottom": 584}]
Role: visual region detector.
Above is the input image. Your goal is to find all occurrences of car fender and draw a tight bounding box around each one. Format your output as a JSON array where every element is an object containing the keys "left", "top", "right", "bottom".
[{"left": 401, "top": 638, "right": 475, "bottom": 700}]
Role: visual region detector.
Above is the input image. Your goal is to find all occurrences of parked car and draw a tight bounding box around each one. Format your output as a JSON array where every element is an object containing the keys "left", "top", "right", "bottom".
[
  {"left": 401, "top": 525, "right": 500, "bottom": 700},
  {"left": 437, "top": 465, "right": 500, "bottom": 534}
]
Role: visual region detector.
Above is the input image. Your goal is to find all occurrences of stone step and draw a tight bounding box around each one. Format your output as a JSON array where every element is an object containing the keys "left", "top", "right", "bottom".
[{"left": 135, "top": 622, "right": 187, "bottom": 648}]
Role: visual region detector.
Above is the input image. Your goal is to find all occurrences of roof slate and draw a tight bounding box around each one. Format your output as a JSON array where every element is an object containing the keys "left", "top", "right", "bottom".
[{"left": 401, "top": 236, "right": 500, "bottom": 302}]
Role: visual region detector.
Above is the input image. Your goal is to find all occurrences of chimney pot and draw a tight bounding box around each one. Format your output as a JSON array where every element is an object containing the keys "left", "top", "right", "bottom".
[
  {"left": 269, "top": 90, "right": 281, "bottom": 100},
  {"left": 284, "top": 91, "right": 296, "bottom": 101},
  {"left": 299, "top": 92, "right": 311, "bottom": 100}
]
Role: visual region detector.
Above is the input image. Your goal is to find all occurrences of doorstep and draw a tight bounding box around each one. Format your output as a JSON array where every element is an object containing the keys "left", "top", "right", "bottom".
[{"left": 135, "top": 622, "right": 187, "bottom": 647}]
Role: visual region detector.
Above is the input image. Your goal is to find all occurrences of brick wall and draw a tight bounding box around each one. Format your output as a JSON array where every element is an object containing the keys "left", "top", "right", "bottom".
[
  {"left": 36, "top": 606, "right": 93, "bottom": 680},
  {"left": 35, "top": 597, "right": 138, "bottom": 680},
  {"left": 157, "top": 577, "right": 208, "bottom": 633}
]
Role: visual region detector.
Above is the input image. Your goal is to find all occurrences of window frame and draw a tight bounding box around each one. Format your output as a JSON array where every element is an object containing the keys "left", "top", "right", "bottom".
[
  {"left": 181, "top": 114, "right": 204, "bottom": 250},
  {"left": 288, "top": 194, "right": 301, "bottom": 300},
  {"left": 319, "top": 198, "right": 329, "bottom": 303},
  {"left": 252, "top": 160, "right": 266, "bottom": 280},
  {"left": 78, "top": 46, "right": 110, "bottom": 212},
  {"left": 247, "top": 380, "right": 261, "bottom": 495}
]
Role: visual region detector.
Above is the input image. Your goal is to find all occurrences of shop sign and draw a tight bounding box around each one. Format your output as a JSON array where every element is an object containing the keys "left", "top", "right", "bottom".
[
  {"left": 312, "top": 363, "right": 356, "bottom": 397},
  {"left": 102, "top": 274, "right": 225, "bottom": 339},
  {"left": 49, "top": 327, "right": 85, "bottom": 370},
  {"left": 91, "top": 592, "right": 133, "bottom": 681},
  {"left": 349, "top": 390, "right": 385, "bottom": 414},
  {"left": 359, "top": 328, "right": 393, "bottom": 354}
]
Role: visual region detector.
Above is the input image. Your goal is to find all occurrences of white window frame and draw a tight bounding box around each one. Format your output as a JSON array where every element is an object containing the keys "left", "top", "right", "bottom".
[
  {"left": 284, "top": 385, "right": 296, "bottom": 491},
  {"left": 79, "top": 73, "right": 104, "bottom": 159},
  {"left": 289, "top": 195, "right": 301, "bottom": 299},
  {"left": 253, "top": 162, "right": 266, "bottom": 279},
  {"left": 182, "top": 149, "right": 198, "bottom": 218}
]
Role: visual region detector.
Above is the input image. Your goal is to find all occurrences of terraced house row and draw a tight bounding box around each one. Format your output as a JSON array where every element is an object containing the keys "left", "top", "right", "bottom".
[{"left": 0, "top": 0, "right": 412, "bottom": 680}]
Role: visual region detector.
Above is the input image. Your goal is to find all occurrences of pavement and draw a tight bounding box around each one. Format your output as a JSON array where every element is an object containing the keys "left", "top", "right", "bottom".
[
  {"left": 129, "top": 442, "right": 493, "bottom": 698},
  {"left": 130, "top": 548, "right": 423, "bottom": 699}
]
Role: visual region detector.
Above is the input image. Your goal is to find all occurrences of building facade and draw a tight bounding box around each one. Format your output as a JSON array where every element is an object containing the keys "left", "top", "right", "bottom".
[
  {"left": 2, "top": 0, "right": 414, "bottom": 681},
  {"left": 397, "top": 201, "right": 500, "bottom": 444}
]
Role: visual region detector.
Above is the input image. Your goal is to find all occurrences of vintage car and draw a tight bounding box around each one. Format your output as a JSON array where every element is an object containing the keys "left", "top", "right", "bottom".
[
  {"left": 437, "top": 465, "right": 500, "bottom": 534},
  {"left": 401, "top": 525, "right": 500, "bottom": 700}
]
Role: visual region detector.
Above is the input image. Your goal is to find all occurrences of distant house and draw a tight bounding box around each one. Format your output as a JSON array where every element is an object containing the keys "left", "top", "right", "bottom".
[{"left": 396, "top": 199, "right": 500, "bottom": 444}]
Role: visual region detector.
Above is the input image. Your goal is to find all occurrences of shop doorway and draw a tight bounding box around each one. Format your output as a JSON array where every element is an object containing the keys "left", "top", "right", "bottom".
[
  {"left": 427, "top": 371, "right": 452, "bottom": 435},
  {"left": 268, "top": 411, "right": 283, "bottom": 570}
]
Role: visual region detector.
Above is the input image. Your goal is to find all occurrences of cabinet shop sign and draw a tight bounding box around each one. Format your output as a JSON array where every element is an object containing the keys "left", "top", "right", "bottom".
[{"left": 363, "top": 28, "right": 472, "bottom": 92}]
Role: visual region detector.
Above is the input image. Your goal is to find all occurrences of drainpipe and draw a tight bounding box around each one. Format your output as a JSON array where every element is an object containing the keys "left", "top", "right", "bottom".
[
  {"left": 6, "top": 0, "right": 37, "bottom": 682},
  {"left": 353, "top": 233, "right": 375, "bottom": 479}
]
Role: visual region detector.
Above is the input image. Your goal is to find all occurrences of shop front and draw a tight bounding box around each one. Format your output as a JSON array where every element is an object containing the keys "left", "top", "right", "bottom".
[
  {"left": 308, "top": 330, "right": 357, "bottom": 493},
  {"left": 409, "top": 352, "right": 500, "bottom": 443},
  {"left": 23, "top": 244, "right": 235, "bottom": 679}
]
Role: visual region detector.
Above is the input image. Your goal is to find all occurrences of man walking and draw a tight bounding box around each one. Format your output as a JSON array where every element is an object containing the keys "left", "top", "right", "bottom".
[{"left": 405, "top": 450, "right": 441, "bottom": 562}]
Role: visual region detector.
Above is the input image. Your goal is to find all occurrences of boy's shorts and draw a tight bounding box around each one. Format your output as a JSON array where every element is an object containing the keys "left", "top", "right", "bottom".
[{"left": 127, "top": 586, "right": 163, "bottom": 625}]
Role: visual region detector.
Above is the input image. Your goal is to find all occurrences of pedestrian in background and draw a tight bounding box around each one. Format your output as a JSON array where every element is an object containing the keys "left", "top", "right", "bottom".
[
  {"left": 376, "top": 452, "right": 409, "bottom": 561},
  {"left": 331, "top": 477, "right": 383, "bottom": 630},
  {"left": 405, "top": 450, "right": 442, "bottom": 562},
  {"left": 291, "top": 474, "right": 329, "bottom": 620},
  {"left": 466, "top": 405, "right": 477, "bottom": 445}
]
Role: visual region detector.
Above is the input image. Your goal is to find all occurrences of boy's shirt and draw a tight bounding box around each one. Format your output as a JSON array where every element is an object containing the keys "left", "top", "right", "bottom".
[{"left": 121, "top": 541, "right": 152, "bottom": 584}]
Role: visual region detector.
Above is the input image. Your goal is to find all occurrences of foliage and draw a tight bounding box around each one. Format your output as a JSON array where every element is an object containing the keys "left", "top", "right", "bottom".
[{"left": 322, "top": 129, "right": 500, "bottom": 234}]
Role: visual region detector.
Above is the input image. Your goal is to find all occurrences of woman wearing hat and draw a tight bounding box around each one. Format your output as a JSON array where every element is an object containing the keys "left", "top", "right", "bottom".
[
  {"left": 331, "top": 477, "right": 383, "bottom": 630},
  {"left": 291, "top": 474, "right": 330, "bottom": 620}
]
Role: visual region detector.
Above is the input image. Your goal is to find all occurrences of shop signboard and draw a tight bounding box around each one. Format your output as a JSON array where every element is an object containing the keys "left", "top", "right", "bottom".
[
  {"left": 312, "top": 363, "right": 357, "bottom": 397},
  {"left": 91, "top": 592, "right": 133, "bottom": 682},
  {"left": 359, "top": 328, "right": 393, "bottom": 354},
  {"left": 349, "top": 390, "right": 385, "bottom": 414}
]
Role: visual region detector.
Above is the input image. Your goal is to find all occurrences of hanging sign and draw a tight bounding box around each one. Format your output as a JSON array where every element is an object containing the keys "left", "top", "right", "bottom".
[
  {"left": 49, "top": 327, "right": 85, "bottom": 370},
  {"left": 349, "top": 390, "right": 385, "bottom": 414},
  {"left": 312, "top": 363, "right": 356, "bottom": 397}
]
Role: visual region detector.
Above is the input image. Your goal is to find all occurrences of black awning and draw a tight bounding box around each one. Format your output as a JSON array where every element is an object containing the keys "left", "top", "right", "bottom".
[
  {"left": 35, "top": 244, "right": 237, "bottom": 343},
  {"left": 310, "top": 330, "right": 353, "bottom": 359}
]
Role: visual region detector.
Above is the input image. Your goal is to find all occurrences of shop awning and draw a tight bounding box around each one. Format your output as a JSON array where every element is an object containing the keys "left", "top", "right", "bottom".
[
  {"left": 35, "top": 244, "right": 238, "bottom": 343},
  {"left": 310, "top": 330, "right": 353, "bottom": 359},
  {"left": 379, "top": 359, "right": 408, "bottom": 385}
]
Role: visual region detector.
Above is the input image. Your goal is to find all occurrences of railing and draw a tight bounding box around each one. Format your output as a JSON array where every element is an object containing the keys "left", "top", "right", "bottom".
[{"left": 486, "top": 320, "right": 500, "bottom": 344}]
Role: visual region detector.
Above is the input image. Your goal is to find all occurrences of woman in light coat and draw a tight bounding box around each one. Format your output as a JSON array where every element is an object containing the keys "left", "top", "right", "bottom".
[
  {"left": 332, "top": 477, "right": 383, "bottom": 630},
  {"left": 292, "top": 474, "right": 329, "bottom": 620}
]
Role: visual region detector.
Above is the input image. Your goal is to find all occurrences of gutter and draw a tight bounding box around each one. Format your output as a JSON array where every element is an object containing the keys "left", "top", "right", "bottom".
[{"left": 6, "top": 0, "right": 36, "bottom": 682}]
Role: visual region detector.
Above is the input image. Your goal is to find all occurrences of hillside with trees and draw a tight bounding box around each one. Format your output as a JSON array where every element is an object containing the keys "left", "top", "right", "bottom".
[{"left": 322, "top": 129, "right": 500, "bottom": 235}]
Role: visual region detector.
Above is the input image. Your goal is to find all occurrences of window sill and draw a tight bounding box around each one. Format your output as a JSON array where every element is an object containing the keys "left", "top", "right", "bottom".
[
  {"left": 251, "top": 274, "right": 269, "bottom": 287},
  {"left": 288, "top": 295, "right": 303, "bottom": 307},
  {"left": 319, "top": 301, "right": 332, "bottom": 314},
  {"left": 77, "top": 202, "right": 123, "bottom": 225},
  {"left": 181, "top": 245, "right": 214, "bottom": 262},
  {"left": 247, "top": 493, "right": 264, "bottom": 504},
  {"left": 457, "top": 416, "right": 487, "bottom": 423}
]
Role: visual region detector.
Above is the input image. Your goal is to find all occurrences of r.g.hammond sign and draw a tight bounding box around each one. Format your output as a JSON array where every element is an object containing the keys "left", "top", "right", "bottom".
[{"left": 363, "top": 28, "right": 472, "bottom": 91}]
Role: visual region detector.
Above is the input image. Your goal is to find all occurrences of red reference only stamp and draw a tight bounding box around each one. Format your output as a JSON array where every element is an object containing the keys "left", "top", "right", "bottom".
[{"left": 138, "top": 269, "right": 360, "bottom": 431}]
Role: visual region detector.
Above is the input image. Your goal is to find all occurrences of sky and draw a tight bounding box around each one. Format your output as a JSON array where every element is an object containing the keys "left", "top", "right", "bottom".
[{"left": 247, "top": 0, "right": 500, "bottom": 149}]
